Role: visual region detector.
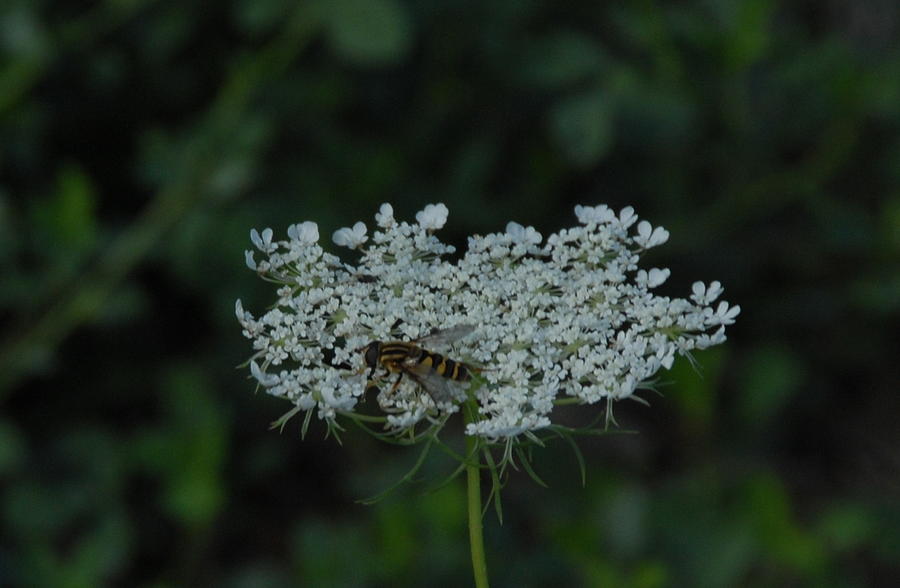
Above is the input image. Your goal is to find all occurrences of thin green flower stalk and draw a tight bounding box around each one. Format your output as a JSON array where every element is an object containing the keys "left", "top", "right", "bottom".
[
  {"left": 464, "top": 399, "right": 489, "bottom": 588},
  {"left": 236, "top": 202, "right": 739, "bottom": 585}
]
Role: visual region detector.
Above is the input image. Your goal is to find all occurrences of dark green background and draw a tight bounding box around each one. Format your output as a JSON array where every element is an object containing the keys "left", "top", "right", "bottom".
[{"left": 2, "top": 0, "right": 899, "bottom": 586}]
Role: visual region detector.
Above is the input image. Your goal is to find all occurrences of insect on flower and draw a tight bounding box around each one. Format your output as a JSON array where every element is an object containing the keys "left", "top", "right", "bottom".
[
  {"left": 238, "top": 202, "right": 740, "bottom": 438},
  {"left": 358, "top": 324, "right": 480, "bottom": 404}
]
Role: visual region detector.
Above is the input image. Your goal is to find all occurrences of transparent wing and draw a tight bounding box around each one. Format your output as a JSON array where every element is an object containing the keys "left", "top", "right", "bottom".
[
  {"left": 413, "top": 374, "right": 459, "bottom": 402},
  {"left": 415, "top": 324, "right": 475, "bottom": 347},
  {"left": 403, "top": 366, "right": 464, "bottom": 404}
]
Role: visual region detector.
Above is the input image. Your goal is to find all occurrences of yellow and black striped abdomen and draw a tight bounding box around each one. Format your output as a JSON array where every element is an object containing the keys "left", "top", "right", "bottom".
[{"left": 420, "top": 351, "right": 471, "bottom": 382}]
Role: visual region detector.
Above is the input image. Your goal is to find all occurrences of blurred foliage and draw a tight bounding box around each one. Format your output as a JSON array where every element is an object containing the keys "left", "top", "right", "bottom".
[{"left": 2, "top": 0, "right": 900, "bottom": 586}]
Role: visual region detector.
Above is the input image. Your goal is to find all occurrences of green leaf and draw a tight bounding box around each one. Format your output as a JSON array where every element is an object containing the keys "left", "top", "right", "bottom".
[
  {"left": 739, "top": 344, "right": 803, "bottom": 426},
  {"left": 723, "top": 0, "right": 773, "bottom": 70},
  {"left": 0, "top": 420, "right": 24, "bottom": 474},
  {"left": 233, "top": 0, "right": 294, "bottom": 35},
  {"left": 68, "top": 511, "right": 132, "bottom": 585},
  {"left": 133, "top": 366, "right": 228, "bottom": 528},
  {"left": 548, "top": 86, "right": 613, "bottom": 167},
  {"left": 668, "top": 347, "right": 725, "bottom": 430},
  {"left": 31, "top": 163, "right": 98, "bottom": 255},
  {"left": 323, "top": 0, "right": 413, "bottom": 67},
  {"left": 816, "top": 503, "right": 875, "bottom": 552},
  {"left": 373, "top": 501, "right": 416, "bottom": 574},
  {"left": 294, "top": 519, "right": 372, "bottom": 585},
  {"left": 519, "top": 31, "right": 606, "bottom": 88},
  {"left": 742, "top": 473, "right": 825, "bottom": 572},
  {"left": 603, "top": 485, "right": 648, "bottom": 558},
  {"left": 881, "top": 196, "right": 900, "bottom": 253}
]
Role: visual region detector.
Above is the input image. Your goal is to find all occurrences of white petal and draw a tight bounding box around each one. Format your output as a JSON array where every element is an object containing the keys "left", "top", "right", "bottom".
[
  {"left": 250, "top": 227, "right": 275, "bottom": 252},
  {"left": 650, "top": 226, "right": 669, "bottom": 247},
  {"left": 352, "top": 221, "right": 367, "bottom": 239},
  {"left": 637, "top": 221, "right": 652, "bottom": 243},
  {"left": 647, "top": 268, "right": 670, "bottom": 288},
  {"left": 250, "top": 361, "right": 279, "bottom": 386},
  {"left": 332, "top": 228, "right": 350, "bottom": 247},
  {"left": 661, "top": 352, "right": 675, "bottom": 370},
  {"left": 619, "top": 206, "right": 637, "bottom": 228}
]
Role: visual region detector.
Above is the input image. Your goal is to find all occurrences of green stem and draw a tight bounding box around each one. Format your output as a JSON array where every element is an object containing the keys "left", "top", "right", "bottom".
[
  {"left": 337, "top": 410, "right": 387, "bottom": 423},
  {"left": 464, "top": 403, "right": 490, "bottom": 588}
]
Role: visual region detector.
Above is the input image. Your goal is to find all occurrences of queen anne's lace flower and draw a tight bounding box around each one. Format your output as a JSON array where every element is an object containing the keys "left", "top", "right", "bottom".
[{"left": 237, "top": 203, "right": 739, "bottom": 441}]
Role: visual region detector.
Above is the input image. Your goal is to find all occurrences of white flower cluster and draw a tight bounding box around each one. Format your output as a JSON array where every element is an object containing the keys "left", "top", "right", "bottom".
[{"left": 237, "top": 203, "right": 739, "bottom": 441}]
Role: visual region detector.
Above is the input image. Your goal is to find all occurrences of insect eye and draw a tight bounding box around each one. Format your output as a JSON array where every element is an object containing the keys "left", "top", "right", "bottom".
[{"left": 364, "top": 343, "right": 380, "bottom": 367}]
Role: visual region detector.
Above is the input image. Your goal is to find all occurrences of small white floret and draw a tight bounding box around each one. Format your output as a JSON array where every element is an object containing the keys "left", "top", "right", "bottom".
[
  {"left": 505, "top": 222, "right": 542, "bottom": 246},
  {"left": 618, "top": 206, "right": 638, "bottom": 228},
  {"left": 691, "top": 280, "right": 724, "bottom": 304},
  {"left": 415, "top": 203, "right": 449, "bottom": 230},
  {"left": 250, "top": 360, "right": 279, "bottom": 387},
  {"left": 375, "top": 203, "right": 395, "bottom": 228},
  {"left": 332, "top": 221, "right": 368, "bottom": 248},
  {"left": 635, "top": 221, "right": 670, "bottom": 248},
  {"left": 713, "top": 301, "right": 741, "bottom": 325},
  {"left": 574, "top": 204, "right": 615, "bottom": 224},
  {"left": 287, "top": 221, "right": 319, "bottom": 244},
  {"left": 637, "top": 267, "right": 670, "bottom": 288},
  {"left": 691, "top": 281, "right": 706, "bottom": 302},
  {"left": 250, "top": 228, "right": 275, "bottom": 252}
]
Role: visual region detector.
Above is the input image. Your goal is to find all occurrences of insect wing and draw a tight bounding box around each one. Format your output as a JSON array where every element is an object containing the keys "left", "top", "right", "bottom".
[
  {"left": 404, "top": 367, "right": 461, "bottom": 404},
  {"left": 415, "top": 324, "right": 475, "bottom": 347}
]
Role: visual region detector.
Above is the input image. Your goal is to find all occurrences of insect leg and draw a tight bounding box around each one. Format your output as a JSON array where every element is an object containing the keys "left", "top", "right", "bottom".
[{"left": 390, "top": 372, "right": 403, "bottom": 393}]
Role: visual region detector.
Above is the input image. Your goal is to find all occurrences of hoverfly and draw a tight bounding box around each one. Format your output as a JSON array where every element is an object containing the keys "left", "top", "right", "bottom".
[{"left": 358, "top": 324, "right": 478, "bottom": 403}]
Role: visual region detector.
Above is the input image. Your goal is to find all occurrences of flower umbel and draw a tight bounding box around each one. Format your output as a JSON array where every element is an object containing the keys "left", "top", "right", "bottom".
[{"left": 237, "top": 203, "right": 739, "bottom": 441}]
